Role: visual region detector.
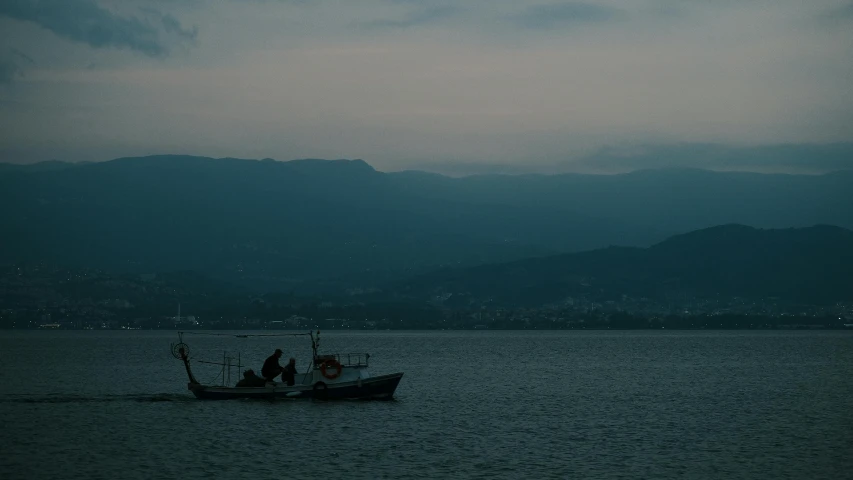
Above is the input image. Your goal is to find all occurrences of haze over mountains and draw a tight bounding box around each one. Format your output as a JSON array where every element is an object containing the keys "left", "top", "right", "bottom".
[
  {"left": 2, "top": 155, "right": 851, "bottom": 300},
  {"left": 411, "top": 143, "right": 853, "bottom": 176}
]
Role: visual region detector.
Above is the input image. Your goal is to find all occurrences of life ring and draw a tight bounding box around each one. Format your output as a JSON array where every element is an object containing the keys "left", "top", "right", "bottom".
[{"left": 320, "top": 359, "right": 342, "bottom": 379}]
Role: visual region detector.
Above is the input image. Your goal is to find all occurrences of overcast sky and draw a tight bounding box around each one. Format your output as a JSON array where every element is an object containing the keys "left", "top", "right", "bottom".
[{"left": 1, "top": 0, "right": 851, "bottom": 173}]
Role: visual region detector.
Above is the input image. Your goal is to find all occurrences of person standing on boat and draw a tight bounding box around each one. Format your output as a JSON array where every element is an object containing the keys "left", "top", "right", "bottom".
[{"left": 262, "top": 348, "right": 286, "bottom": 382}]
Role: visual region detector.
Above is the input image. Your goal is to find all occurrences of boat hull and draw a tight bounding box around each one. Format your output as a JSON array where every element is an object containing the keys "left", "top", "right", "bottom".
[{"left": 188, "top": 372, "right": 403, "bottom": 401}]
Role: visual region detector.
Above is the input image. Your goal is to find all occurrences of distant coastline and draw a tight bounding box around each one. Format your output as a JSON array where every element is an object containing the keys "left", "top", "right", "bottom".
[{"left": 7, "top": 313, "right": 852, "bottom": 331}]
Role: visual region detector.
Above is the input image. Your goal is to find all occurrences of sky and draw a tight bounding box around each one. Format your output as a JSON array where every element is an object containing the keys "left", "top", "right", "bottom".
[{"left": 0, "top": 0, "right": 851, "bottom": 174}]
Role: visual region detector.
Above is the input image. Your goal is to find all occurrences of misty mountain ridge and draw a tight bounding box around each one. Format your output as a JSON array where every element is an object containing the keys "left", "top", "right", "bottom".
[
  {"left": 387, "top": 224, "right": 853, "bottom": 307},
  {"left": 4, "top": 145, "right": 853, "bottom": 176},
  {"left": 409, "top": 142, "right": 853, "bottom": 176},
  {"left": 1, "top": 154, "right": 851, "bottom": 292}
]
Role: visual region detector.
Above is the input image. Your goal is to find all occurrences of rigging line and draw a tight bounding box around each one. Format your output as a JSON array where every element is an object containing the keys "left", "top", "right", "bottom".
[{"left": 195, "top": 359, "right": 235, "bottom": 366}]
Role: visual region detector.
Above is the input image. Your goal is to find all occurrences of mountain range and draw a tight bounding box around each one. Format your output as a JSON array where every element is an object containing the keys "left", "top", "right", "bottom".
[
  {"left": 386, "top": 224, "right": 853, "bottom": 307},
  {"left": 2, "top": 155, "right": 851, "bottom": 297}
]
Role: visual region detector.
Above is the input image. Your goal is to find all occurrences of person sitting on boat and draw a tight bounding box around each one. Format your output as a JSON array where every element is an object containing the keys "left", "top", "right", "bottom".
[
  {"left": 261, "top": 348, "right": 286, "bottom": 382},
  {"left": 282, "top": 357, "right": 297, "bottom": 386},
  {"left": 236, "top": 369, "right": 265, "bottom": 388}
]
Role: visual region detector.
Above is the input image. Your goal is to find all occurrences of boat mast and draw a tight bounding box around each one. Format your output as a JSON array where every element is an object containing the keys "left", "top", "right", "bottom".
[
  {"left": 310, "top": 330, "right": 320, "bottom": 360},
  {"left": 174, "top": 333, "right": 200, "bottom": 385}
]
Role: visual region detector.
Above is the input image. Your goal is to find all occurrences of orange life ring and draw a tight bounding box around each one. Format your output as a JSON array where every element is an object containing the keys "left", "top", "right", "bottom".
[{"left": 320, "top": 359, "right": 342, "bottom": 379}]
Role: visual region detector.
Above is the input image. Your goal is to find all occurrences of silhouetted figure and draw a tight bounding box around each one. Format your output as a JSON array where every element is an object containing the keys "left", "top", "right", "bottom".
[
  {"left": 282, "top": 358, "right": 297, "bottom": 386},
  {"left": 262, "top": 348, "right": 285, "bottom": 382},
  {"left": 236, "top": 369, "right": 265, "bottom": 387}
]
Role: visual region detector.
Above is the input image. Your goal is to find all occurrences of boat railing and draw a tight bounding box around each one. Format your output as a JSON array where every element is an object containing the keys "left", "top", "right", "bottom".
[{"left": 314, "top": 352, "right": 370, "bottom": 368}]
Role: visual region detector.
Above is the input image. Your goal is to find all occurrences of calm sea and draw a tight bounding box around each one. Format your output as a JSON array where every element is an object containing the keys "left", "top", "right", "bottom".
[{"left": 1, "top": 330, "right": 851, "bottom": 479}]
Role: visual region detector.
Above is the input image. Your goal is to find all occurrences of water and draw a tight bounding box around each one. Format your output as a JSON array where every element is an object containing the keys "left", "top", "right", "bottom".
[{"left": 1, "top": 330, "right": 851, "bottom": 479}]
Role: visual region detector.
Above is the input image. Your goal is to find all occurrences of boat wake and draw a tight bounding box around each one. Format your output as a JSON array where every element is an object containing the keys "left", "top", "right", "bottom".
[{"left": 0, "top": 393, "right": 192, "bottom": 404}]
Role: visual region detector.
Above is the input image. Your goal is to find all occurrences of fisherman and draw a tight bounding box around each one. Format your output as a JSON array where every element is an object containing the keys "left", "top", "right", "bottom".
[
  {"left": 236, "top": 369, "right": 265, "bottom": 388},
  {"left": 261, "top": 348, "right": 285, "bottom": 382},
  {"left": 282, "top": 357, "right": 297, "bottom": 386}
]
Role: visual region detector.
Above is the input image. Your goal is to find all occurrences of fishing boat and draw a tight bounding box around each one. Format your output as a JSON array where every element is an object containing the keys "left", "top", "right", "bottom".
[{"left": 171, "top": 330, "right": 403, "bottom": 400}]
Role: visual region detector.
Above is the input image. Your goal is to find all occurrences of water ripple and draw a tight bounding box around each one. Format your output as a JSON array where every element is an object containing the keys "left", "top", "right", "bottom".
[{"left": 1, "top": 330, "right": 851, "bottom": 479}]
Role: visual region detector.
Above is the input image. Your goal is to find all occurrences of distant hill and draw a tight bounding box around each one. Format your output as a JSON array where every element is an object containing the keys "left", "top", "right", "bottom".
[
  {"left": 0, "top": 160, "right": 83, "bottom": 173},
  {"left": 387, "top": 225, "right": 853, "bottom": 306},
  {"left": 0, "top": 155, "right": 619, "bottom": 290},
  {"left": 387, "top": 167, "right": 853, "bottom": 235},
  {"left": 1, "top": 154, "right": 850, "bottom": 291}
]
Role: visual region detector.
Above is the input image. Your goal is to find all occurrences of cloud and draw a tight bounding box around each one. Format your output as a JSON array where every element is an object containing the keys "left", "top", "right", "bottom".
[
  {"left": 397, "top": 142, "right": 853, "bottom": 176},
  {"left": 0, "top": 60, "right": 21, "bottom": 84},
  {"left": 0, "top": 49, "right": 35, "bottom": 84},
  {"left": 0, "top": 0, "right": 195, "bottom": 57},
  {"left": 511, "top": 2, "right": 626, "bottom": 29},
  {"left": 358, "top": 5, "right": 461, "bottom": 29},
  {"left": 573, "top": 143, "right": 853, "bottom": 174},
  {"left": 817, "top": 2, "right": 853, "bottom": 25},
  {"left": 399, "top": 160, "right": 541, "bottom": 177},
  {"left": 139, "top": 7, "right": 198, "bottom": 43},
  {"left": 0, "top": 1, "right": 850, "bottom": 170}
]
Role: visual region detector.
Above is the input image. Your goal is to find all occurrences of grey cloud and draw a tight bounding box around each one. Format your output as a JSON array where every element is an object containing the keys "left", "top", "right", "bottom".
[
  {"left": 0, "top": 0, "right": 195, "bottom": 57},
  {"left": 359, "top": 6, "right": 461, "bottom": 29},
  {"left": 12, "top": 48, "right": 35, "bottom": 65},
  {"left": 0, "top": 49, "right": 35, "bottom": 84},
  {"left": 0, "top": 60, "right": 22, "bottom": 84},
  {"left": 402, "top": 160, "right": 541, "bottom": 177},
  {"left": 574, "top": 143, "right": 853, "bottom": 174},
  {"left": 230, "top": 0, "right": 311, "bottom": 4},
  {"left": 818, "top": 2, "right": 853, "bottom": 25},
  {"left": 405, "top": 143, "right": 853, "bottom": 176},
  {"left": 512, "top": 2, "right": 626, "bottom": 29},
  {"left": 0, "top": 1, "right": 849, "bottom": 170},
  {"left": 161, "top": 13, "right": 196, "bottom": 41},
  {"left": 140, "top": 7, "right": 198, "bottom": 43}
]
